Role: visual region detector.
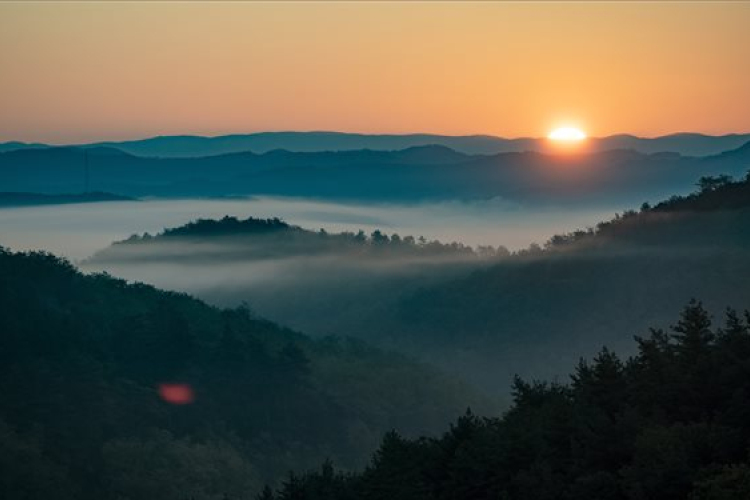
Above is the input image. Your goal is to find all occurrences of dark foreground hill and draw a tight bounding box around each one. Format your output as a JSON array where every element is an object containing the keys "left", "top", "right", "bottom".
[
  {"left": 0, "top": 248, "right": 482, "bottom": 500},
  {"left": 267, "top": 301, "right": 750, "bottom": 500}
]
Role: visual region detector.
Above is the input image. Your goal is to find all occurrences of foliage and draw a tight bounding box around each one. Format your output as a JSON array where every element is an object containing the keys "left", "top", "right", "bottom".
[
  {"left": 0, "top": 247, "right": 474, "bottom": 499},
  {"left": 385, "top": 173, "right": 750, "bottom": 392},
  {"left": 266, "top": 301, "right": 750, "bottom": 499},
  {"left": 102, "top": 215, "right": 509, "bottom": 261}
]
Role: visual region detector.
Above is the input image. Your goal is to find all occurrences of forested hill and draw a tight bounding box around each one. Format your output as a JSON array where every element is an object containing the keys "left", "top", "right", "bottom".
[
  {"left": 0, "top": 248, "right": 482, "bottom": 500},
  {"left": 537, "top": 173, "right": 750, "bottom": 251},
  {"left": 374, "top": 175, "right": 750, "bottom": 391},
  {"left": 267, "top": 302, "right": 750, "bottom": 500},
  {"left": 80, "top": 175, "right": 750, "bottom": 398},
  {"left": 87, "top": 216, "right": 495, "bottom": 265},
  {"left": 82, "top": 218, "right": 503, "bottom": 359}
]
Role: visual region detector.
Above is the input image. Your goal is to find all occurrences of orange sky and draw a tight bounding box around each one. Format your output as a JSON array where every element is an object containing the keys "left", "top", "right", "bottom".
[{"left": 1, "top": 2, "right": 749, "bottom": 144}]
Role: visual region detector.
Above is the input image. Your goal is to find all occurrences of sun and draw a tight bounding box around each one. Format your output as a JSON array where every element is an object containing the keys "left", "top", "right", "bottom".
[{"left": 548, "top": 126, "right": 587, "bottom": 142}]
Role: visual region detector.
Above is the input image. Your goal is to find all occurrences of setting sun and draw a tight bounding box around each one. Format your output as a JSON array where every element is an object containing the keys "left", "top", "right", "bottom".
[{"left": 548, "top": 127, "right": 587, "bottom": 142}]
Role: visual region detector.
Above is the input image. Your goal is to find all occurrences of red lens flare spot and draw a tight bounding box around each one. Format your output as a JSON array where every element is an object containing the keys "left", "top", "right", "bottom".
[{"left": 158, "top": 383, "right": 195, "bottom": 405}]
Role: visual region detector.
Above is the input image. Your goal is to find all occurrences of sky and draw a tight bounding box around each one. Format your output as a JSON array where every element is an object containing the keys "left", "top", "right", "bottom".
[{"left": 1, "top": 2, "right": 749, "bottom": 144}]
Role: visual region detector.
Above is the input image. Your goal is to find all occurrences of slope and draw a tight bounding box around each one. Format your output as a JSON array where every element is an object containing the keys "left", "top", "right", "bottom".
[{"left": 0, "top": 248, "right": 483, "bottom": 500}]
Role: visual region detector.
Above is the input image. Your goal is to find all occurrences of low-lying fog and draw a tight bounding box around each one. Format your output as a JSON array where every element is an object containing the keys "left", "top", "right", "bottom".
[
  {"left": 5, "top": 195, "right": 748, "bottom": 396},
  {"left": 0, "top": 196, "right": 624, "bottom": 261}
]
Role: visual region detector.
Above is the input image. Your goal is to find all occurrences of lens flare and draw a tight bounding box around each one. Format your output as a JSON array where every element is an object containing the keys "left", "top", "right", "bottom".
[{"left": 158, "top": 383, "right": 195, "bottom": 405}]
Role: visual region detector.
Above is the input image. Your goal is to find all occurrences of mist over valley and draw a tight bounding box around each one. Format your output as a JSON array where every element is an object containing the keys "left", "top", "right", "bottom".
[{"left": 5, "top": 1, "right": 750, "bottom": 497}]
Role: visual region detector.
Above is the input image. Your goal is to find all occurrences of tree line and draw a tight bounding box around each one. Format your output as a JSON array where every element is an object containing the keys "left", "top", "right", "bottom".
[
  {"left": 265, "top": 301, "right": 750, "bottom": 500},
  {"left": 111, "top": 215, "right": 510, "bottom": 259},
  {"left": 0, "top": 247, "right": 473, "bottom": 500}
]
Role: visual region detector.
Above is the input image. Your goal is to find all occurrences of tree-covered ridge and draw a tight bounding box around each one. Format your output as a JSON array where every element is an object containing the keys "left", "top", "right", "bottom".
[
  {"left": 81, "top": 173, "right": 750, "bottom": 395},
  {"left": 161, "top": 215, "right": 294, "bottom": 237},
  {"left": 541, "top": 173, "right": 750, "bottom": 253},
  {"left": 267, "top": 301, "right": 750, "bottom": 500},
  {"left": 0, "top": 247, "right": 479, "bottom": 500},
  {"left": 90, "top": 215, "right": 508, "bottom": 263},
  {"left": 90, "top": 173, "right": 750, "bottom": 266},
  {"left": 653, "top": 173, "right": 750, "bottom": 212},
  {"left": 337, "top": 173, "right": 750, "bottom": 392}
]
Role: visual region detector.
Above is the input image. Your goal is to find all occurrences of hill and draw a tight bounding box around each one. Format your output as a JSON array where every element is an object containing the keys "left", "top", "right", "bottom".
[
  {"left": 0, "top": 141, "right": 49, "bottom": 153},
  {"left": 266, "top": 301, "right": 750, "bottom": 500},
  {"left": 0, "top": 248, "right": 484, "bottom": 500},
  {"left": 82, "top": 217, "right": 501, "bottom": 346},
  {"left": 80, "top": 175, "right": 750, "bottom": 395},
  {"left": 373, "top": 174, "right": 750, "bottom": 390},
  {"left": 87, "top": 215, "right": 488, "bottom": 263},
  {"left": 2, "top": 141, "right": 750, "bottom": 204},
  {"left": 0, "top": 191, "right": 134, "bottom": 207},
  {"left": 3, "top": 131, "right": 749, "bottom": 157}
]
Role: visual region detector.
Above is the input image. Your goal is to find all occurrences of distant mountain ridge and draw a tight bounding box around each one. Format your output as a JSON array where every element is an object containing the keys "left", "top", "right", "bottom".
[
  {"left": 0, "top": 141, "right": 50, "bottom": 153},
  {"left": 0, "top": 191, "right": 134, "bottom": 207},
  {"left": 3, "top": 131, "right": 750, "bottom": 157},
  {"left": 3, "top": 140, "right": 749, "bottom": 204}
]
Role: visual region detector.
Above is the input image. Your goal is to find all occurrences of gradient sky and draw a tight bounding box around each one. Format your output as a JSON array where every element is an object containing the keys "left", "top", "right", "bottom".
[{"left": 1, "top": 2, "right": 749, "bottom": 144}]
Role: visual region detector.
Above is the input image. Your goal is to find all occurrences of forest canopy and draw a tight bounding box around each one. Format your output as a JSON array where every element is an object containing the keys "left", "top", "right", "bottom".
[
  {"left": 265, "top": 301, "right": 750, "bottom": 500},
  {"left": 0, "top": 247, "right": 480, "bottom": 500}
]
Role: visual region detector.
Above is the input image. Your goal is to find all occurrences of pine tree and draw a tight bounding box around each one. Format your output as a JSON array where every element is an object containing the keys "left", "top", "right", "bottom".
[
  {"left": 256, "top": 485, "right": 275, "bottom": 500},
  {"left": 671, "top": 300, "right": 714, "bottom": 362}
]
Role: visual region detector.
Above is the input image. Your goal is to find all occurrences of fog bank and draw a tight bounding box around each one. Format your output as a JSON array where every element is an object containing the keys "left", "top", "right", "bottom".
[{"left": 0, "top": 196, "right": 623, "bottom": 261}]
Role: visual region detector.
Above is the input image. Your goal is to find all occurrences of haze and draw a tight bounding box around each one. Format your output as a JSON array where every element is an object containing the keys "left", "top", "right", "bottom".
[
  {"left": 0, "top": 197, "right": 621, "bottom": 262},
  {"left": 1, "top": 2, "right": 749, "bottom": 144}
]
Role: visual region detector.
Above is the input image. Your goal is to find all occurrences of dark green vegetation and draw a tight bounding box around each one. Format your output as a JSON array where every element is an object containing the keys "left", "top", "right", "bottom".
[
  {"left": 89, "top": 215, "right": 495, "bottom": 262},
  {"left": 4, "top": 143, "right": 750, "bottom": 499},
  {"left": 2, "top": 140, "right": 749, "bottom": 203},
  {"left": 83, "top": 218, "right": 502, "bottom": 346},
  {"left": 84, "top": 174, "right": 750, "bottom": 395},
  {"left": 373, "top": 174, "right": 750, "bottom": 390},
  {"left": 267, "top": 301, "right": 750, "bottom": 500},
  {"left": 0, "top": 248, "right": 482, "bottom": 500},
  {"left": 0, "top": 191, "right": 134, "bottom": 207}
]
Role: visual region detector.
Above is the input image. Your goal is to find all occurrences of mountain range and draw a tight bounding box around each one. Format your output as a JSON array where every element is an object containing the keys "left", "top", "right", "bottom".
[
  {"left": 5, "top": 133, "right": 750, "bottom": 500},
  {"left": 2, "top": 131, "right": 750, "bottom": 157},
  {"left": 2, "top": 140, "right": 750, "bottom": 205}
]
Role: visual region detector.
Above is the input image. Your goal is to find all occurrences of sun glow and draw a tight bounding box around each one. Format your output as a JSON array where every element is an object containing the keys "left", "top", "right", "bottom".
[{"left": 548, "top": 127, "right": 587, "bottom": 142}]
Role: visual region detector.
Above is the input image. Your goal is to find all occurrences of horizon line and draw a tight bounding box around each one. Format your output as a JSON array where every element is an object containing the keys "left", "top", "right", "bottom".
[{"left": 4, "top": 129, "right": 750, "bottom": 147}]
